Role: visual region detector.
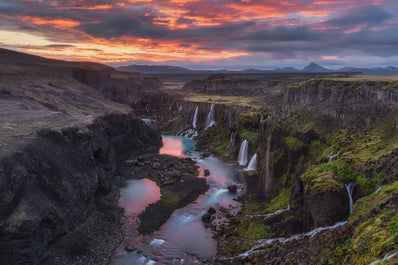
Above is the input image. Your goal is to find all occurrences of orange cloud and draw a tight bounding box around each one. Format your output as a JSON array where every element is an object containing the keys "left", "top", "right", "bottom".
[{"left": 19, "top": 16, "right": 80, "bottom": 28}]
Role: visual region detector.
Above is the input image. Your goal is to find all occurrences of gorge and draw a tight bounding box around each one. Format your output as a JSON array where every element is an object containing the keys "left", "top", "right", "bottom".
[{"left": 1, "top": 48, "right": 398, "bottom": 265}]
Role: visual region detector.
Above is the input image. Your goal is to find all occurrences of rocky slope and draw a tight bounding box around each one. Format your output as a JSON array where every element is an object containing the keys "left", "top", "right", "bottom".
[{"left": 0, "top": 49, "right": 163, "bottom": 264}]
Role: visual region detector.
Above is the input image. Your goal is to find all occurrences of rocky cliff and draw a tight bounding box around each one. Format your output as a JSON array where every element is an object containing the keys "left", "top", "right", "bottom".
[{"left": 0, "top": 48, "right": 163, "bottom": 264}]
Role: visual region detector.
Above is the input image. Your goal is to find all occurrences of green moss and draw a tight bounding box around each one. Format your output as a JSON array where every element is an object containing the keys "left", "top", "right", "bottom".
[
  {"left": 303, "top": 171, "right": 344, "bottom": 195},
  {"left": 265, "top": 188, "right": 290, "bottom": 213},
  {"left": 244, "top": 222, "right": 272, "bottom": 239},
  {"left": 330, "top": 181, "right": 398, "bottom": 264},
  {"left": 242, "top": 200, "right": 268, "bottom": 215},
  {"left": 285, "top": 136, "right": 304, "bottom": 151},
  {"left": 239, "top": 129, "right": 258, "bottom": 142},
  {"left": 160, "top": 189, "right": 179, "bottom": 207},
  {"left": 388, "top": 216, "right": 398, "bottom": 235}
]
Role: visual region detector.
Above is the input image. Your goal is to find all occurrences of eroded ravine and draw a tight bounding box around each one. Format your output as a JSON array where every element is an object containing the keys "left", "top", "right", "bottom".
[{"left": 112, "top": 136, "right": 244, "bottom": 264}]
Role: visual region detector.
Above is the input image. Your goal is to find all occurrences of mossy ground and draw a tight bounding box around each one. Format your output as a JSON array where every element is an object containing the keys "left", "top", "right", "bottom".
[{"left": 328, "top": 181, "right": 398, "bottom": 265}]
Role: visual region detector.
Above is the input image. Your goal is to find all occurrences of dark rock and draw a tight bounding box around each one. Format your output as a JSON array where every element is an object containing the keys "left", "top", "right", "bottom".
[
  {"left": 204, "top": 169, "right": 211, "bottom": 176},
  {"left": 227, "top": 185, "right": 238, "bottom": 193},
  {"left": 125, "top": 245, "right": 134, "bottom": 252},
  {"left": 207, "top": 207, "right": 216, "bottom": 215},
  {"left": 201, "top": 213, "right": 213, "bottom": 223}
]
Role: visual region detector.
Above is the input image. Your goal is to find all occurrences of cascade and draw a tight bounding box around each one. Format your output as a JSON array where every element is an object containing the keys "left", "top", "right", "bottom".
[
  {"left": 192, "top": 106, "right": 198, "bottom": 129},
  {"left": 260, "top": 114, "right": 264, "bottom": 123},
  {"left": 238, "top": 140, "right": 249, "bottom": 166},
  {"left": 205, "top": 104, "right": 216, "bottom": 129},
  {"left": 245, "top": 153, "right": 257, "bottom": 171},
  {"left": 226, "top": 131, "right": 235, "bottom": 150},
  {"left": 345, "top": 182, "right": 355, "bottom": 214},
  {"left": 264, "top": 134, "right": 272, "bottom": 195}
]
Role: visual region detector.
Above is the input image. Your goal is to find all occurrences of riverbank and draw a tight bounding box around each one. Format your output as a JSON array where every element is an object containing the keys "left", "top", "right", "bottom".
[{"left": 116, "top": 153, "right": 209, "bottom": 235}]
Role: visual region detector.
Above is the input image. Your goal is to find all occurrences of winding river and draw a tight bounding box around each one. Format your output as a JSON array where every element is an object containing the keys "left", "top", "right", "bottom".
[{"left": 112, "top": 135, "right": 244, "bottom": 264}]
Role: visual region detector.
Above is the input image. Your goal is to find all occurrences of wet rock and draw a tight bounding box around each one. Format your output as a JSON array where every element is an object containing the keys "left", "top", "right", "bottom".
[
  {"left": 152, "top": 162, "right": 161, "bottom": 169},
  {"left": 125, "top": 245, "right": 134, "bottom": 252},
  {"left": 201, "top": 212, "right": 213, "bottom": 223},
  {"left": 207, "top": 207, "right": 216, "bottom": 215},
  {"left": 227, "top": 185, "right": 238, "bottom": 193},
  {"left": 204, "top": 169, "right": 211, "bottom": 176}
]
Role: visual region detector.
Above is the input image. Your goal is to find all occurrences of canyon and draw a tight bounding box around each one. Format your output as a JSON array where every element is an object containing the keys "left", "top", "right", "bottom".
[{"left": 1, "top": 48, "right": 398, "bottom": 264}]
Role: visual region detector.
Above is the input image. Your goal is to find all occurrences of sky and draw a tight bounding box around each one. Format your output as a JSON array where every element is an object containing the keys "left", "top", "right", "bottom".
[{"left": 1, "top": 0, "right": 398, "bottom": 70}]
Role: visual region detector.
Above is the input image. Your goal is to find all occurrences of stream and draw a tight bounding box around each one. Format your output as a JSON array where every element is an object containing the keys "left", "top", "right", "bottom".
[{"left": 112, "top": 135, "right": 244, "bottom": 264}]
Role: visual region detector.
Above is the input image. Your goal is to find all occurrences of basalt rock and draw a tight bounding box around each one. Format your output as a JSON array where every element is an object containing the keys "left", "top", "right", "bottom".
[{"left": 0, "top": 114, "right": 162, "bottom": 265}]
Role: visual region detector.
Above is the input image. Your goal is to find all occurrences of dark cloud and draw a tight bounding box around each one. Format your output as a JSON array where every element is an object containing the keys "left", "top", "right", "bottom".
[
  {"left": 242, "top": 26, "right": 321, "bottom": 42},
  {"left": 80, "top": 13, "right": 168, "bottom": 38},
  {"left": 325, "top": 5, "right": 392, "bottom": 26}
]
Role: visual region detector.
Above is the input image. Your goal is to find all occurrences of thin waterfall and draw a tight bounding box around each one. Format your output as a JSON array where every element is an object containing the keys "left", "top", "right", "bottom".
[
  {"left": 345, "top": 182, "right": 355, "bottom": 214},
  {"left": 238, "top": 140, "right": 249, "bottom": 166},
  {"left": 245, "top": 153, "right": 257, "bottom": 171},
  {"left": 192, "top": 106, "right": 198, "bottom": 129},
  {"left": 205, "top": 104, "right": 216, "bottom": 129},
  {"left": 264, "top": 134, "right": 272, "bottom": 195},
  {"left": 226, "top": 131, "right": 235, "bottom": 150}
]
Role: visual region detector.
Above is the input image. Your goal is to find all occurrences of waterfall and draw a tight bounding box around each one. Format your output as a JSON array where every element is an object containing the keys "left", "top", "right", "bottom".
[
  {"left": 260, "top": 115, "right": 264, "bottom": 123},
  {"left": 245, "top": 153, "right": 257, "bottom": 171},
  {"left": 192, "top": 106, "right": 198, "bottom": 129},
  {"left": 205, "top": 104, "right": 216, "bottom": 129},
  {"left": 345, "top": 182, "right": 355, "bottom": 214},
  {"left": 226, "top": 131, "right": 235, "bottom": 150},
  {"left": 264, "top": 134, "right": 272, "bottom": 195},
  {"left": 238, "top": 140, "right": 249, "bottom": 166}
]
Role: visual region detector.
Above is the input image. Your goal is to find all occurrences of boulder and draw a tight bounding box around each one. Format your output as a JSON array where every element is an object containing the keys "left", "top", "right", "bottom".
[
  {"left": 227, "top": 185, "right": 238, "bottom": 193},
  {"left": 204, "top": 169, "right": 211, "bottom": 176}
]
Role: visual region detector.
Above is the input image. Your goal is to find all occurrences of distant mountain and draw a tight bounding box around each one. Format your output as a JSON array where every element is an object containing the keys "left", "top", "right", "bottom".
[
  {"left": 338, "top": 66, "right": 398, "bottom": 75},
  {"left": 117, "top": 64, "right": 212, "bottom": 74},
  {"left": 302, "top": 62, "right": 331, "bottom": 73},
  {"left": 116, "top": 62, "right": 398, "bottom": 75}
]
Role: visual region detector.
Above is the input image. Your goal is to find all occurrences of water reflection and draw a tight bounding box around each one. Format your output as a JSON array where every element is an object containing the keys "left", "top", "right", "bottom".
[
  {"left": 118, "top": 179, "right": 161, "bottom": 214},
  {"left": 159, "top": 135, "right": 196, "bottom": 157},
  {"left": 113, "top": 135, "right": 243, "bottom": 264}
]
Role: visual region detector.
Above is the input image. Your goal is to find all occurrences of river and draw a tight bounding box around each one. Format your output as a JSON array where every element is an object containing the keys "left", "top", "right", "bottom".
[{"left": 112, "top": 135, "right": 244, "bottom": 264}]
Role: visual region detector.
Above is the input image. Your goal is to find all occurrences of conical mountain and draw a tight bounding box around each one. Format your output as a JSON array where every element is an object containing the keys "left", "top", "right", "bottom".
[{"left": 302, "top": 62, "right": 331, "bottom": 72}]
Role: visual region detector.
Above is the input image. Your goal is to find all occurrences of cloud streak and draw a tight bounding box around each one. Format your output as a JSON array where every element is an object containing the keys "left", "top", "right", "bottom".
[{"left": 0, "top": 0, "right": 397, "bottom": 68}]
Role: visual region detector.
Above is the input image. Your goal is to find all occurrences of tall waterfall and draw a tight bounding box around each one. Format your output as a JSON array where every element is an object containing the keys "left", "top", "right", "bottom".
[
  {"left": 264, "top": 134, "right": 272, "bottom": 195},
  {"left": 238, "top": 140, "right": 249, "bottom": 166},
  {"left": 345, "top": 182, "right": 355, "bottom": 214},
  {"left": 205, "top": 104, "right": 216, "bottom": 129},
  {"left": 245, "top": 153, "right": 257, "bottom": 171},
  {"left": 192, "top": 106, "right": 198, "bottom": 129}
]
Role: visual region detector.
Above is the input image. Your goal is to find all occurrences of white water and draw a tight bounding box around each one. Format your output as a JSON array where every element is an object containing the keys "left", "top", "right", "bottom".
[
  {"left": 233, "top": 179, "right": 357, "bottom": 259},
  {"left": 113, "top": 135, "right": 243, "bottom": 264},
  {"left": 245, "top": 153, "right": 257, "bottom": 171},
  {"left": 205, "top": 104, "right": 216, "bottom": 129},
  {"left": 242, "top": 204, "right": 290, "bottom": 219},
  {"left": 369, "top": 252, "right": 397, "bottom": 265},
  {"left": 345, "top": 182, "right": 355, "bottom": 214},
  {"left": 238, "top": 139, "right": 249, "bottom": 166},
  {"left": 235, "top": 221, "right": 348, "bottom": 258},
  {"left": 192, "top": 106, "right": 198, "bottom": 129}
]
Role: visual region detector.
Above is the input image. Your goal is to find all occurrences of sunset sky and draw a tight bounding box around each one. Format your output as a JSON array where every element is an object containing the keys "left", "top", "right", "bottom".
[{"left": 1, "top": 0, "right": 398, "bottom": 69}]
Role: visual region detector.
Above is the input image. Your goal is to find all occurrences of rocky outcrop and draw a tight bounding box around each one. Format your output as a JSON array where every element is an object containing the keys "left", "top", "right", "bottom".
[
  {"left": 71, "top": 67, "right": 162, "bottom": 105},
  {"left": 283, "top": 79, "right": 398, "bottom": 127},
  {"left": 0, "top": 114, "right": 162, "bottom": 265},
  {"left": 136, "top": 92, "right": 240, "bottom": 133}
]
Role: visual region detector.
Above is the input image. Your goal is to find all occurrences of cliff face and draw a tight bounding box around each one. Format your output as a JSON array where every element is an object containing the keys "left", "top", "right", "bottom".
[
  {"left": 0, "top": 48, "right": 163, "bottom": 264},
  {"left": 71, "top": 67, "right": 162, "bottom": 105},
  {"left": 0, "top": 114, "right": 162, "bottom": 265},
  {"left": 283, "top": 79, "right": 398, "bottom": 127}
]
